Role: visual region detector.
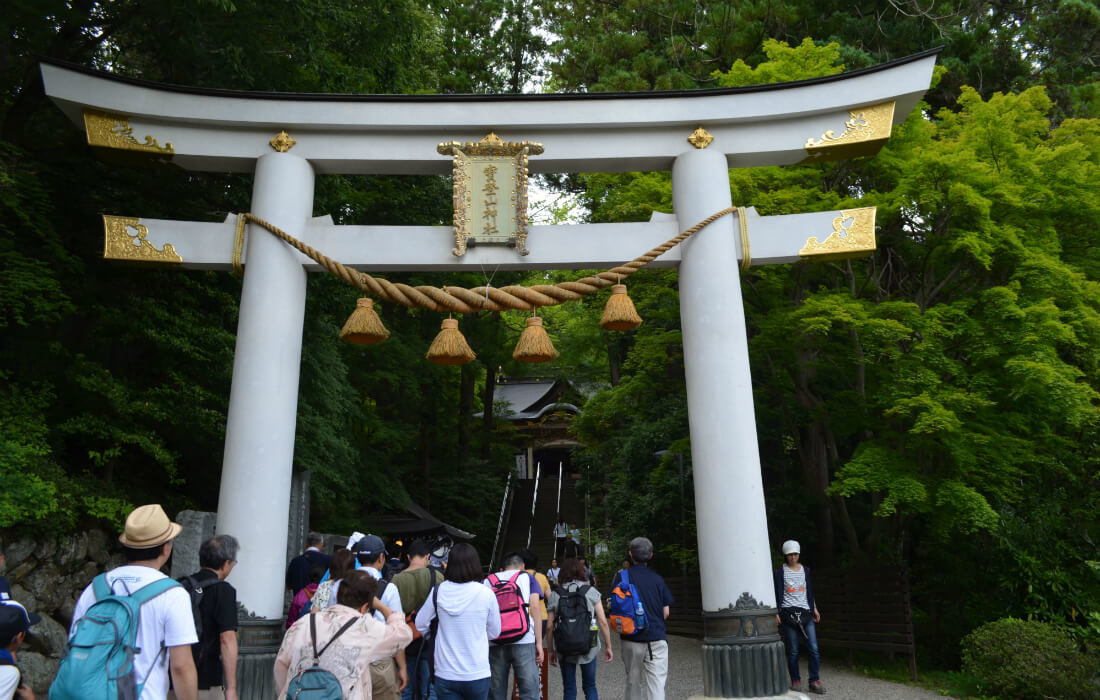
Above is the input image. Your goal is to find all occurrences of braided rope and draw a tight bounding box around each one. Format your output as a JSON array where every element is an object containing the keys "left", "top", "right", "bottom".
[{"left": 238, "top": 207, "right": 737, "bottom": 313}]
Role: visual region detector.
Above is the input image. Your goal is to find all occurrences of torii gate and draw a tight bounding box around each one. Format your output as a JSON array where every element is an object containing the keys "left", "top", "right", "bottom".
[{"left": 41, "top": 50, "right": 937, "bottom": 698}]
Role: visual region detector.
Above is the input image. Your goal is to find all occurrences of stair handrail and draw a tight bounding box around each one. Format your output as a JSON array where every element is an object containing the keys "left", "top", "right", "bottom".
[
  {"left": 489, "top": 471, "right": 513, "bottom": 572},
  {"left": 555, "top": 462, "right": 563, "bottom": 521},
  {"left": 526, "top": 461, "right": 540, "bottom": 549}
]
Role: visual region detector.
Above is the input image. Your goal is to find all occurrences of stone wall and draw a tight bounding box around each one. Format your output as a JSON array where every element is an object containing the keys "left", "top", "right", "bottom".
[{"left": 2, "top": 528, "right": 127, "bottom": 694}]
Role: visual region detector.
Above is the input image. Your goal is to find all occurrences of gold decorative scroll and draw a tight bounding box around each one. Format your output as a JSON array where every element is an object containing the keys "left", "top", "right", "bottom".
[
  {"left": 440, "top": 133, "right": 542, "bottom": 257},
  {"left": 83, "top": 110, "right": 175, "bottom": 155},
  {"left": 801, "top": 102, "right": 895, "bottom": 161},
  {"left": 103, "top": 215, "right": 182, "bottom": 265},
  {"left": 799, "top": 207, "right": 876, "bottom": 260}
]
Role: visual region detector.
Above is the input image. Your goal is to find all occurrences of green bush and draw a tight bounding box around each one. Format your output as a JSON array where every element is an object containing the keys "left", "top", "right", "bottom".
[{"left": 961, "top": 617, "right": 1097, "bottom": 699}]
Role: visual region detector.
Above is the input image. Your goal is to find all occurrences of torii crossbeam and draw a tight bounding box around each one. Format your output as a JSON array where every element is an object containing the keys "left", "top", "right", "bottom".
[{"left": 41, "top": 49, "right": 938, "bottom": 699}]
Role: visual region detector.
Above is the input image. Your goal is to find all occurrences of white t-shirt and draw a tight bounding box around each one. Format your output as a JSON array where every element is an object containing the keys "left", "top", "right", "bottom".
[
  {"left": 0, "top": 663, "right": 20, "bottom": 698},
  {"left": 71, "top": 565, "right": 198, "bottom": 700},
  {"left": 484, "top": 569, "right": 535, "bottom": 646}
]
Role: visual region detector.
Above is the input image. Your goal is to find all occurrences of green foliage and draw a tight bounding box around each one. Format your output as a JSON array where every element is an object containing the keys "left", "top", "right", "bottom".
[
  {"left": 961, "top": 618, "right": 1097, "bottom": 699},
  {"left": 714, "top": 38, "right": 845, "bottom": 87}
]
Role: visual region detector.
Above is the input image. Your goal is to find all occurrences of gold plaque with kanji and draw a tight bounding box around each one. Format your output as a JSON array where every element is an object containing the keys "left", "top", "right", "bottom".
[{"left": 438, "top": 133, "right": 543, "bottom": 257}]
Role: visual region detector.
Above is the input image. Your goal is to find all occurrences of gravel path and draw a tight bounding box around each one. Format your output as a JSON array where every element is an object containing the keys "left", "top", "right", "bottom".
[{"left": 540, "top": 635, "right": 953, "bottom": 700}]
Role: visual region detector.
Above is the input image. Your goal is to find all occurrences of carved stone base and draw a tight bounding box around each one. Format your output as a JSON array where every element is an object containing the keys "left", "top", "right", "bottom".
[
  {"left": 701, "top": 605, "right": 787, "bottom": 697},
  {"left": 236, "top": 617, "right": 284, "bottom": 700}
]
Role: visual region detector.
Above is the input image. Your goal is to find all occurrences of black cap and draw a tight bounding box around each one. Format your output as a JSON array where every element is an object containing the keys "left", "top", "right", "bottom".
[{"left": 0, "top": 601, "right": 40, "bottom": 639}]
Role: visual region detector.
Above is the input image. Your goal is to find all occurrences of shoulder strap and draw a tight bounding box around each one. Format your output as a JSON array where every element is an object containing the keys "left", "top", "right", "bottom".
[
  {"left": 620, "top": 570, "right": 630, "bottom": 588},
  {"left": 92, "top": 572, "right": 111, "bottom": 600},
  {"left": 377, "top": 579, "right": 388, "bottom": 600},
  {"left": 181, "top": 574, "right": 203, "bottom": 593},
  {"left": 130, "top": 577, "right": 181, "bottom": 605},
  {"left": 310, "top": 613, "right": 357, "bottom": 661}
]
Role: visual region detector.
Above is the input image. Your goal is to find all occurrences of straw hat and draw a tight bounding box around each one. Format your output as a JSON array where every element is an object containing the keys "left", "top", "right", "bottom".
[{"left": 118, "top": 504, "right": 183, "bottom": 548}]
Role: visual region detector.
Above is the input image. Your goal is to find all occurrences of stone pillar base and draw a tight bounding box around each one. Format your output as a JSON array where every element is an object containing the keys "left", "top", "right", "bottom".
[
  {"left": 701, "top": 605, "right": 787, "bottom": 697},
  {"left": 236, "top": 617, "right": 284, "bottom": 700}
]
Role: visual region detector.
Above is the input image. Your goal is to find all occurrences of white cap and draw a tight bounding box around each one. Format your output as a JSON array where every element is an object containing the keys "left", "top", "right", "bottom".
[{"left": 782, "top": 540, "right": 800, "bottom": 555}]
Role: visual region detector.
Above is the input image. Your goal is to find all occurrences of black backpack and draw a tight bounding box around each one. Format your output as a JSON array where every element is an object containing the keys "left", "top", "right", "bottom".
[
  {"left": 553, "top": 584, "right": 594, "bottom": 657},
  {"left": 178, "top": 574, "right": 205, "bottom": 641}
]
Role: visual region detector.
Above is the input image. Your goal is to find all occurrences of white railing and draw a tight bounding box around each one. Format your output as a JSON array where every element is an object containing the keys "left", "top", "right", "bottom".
[
  {"left": 525, "top": 462, "right": 541, "bottom": 549},
  {"left": 489, "top": 472, "right": 513, "bottom": 572},
  {"left": 556, "top": 462, "right": 563, "bottom": 520}
]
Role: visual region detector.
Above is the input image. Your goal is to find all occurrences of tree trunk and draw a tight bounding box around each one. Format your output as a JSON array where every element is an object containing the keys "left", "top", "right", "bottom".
[
  {"left": 458, "top": 363, "right": 475, "bottom": 467},
  {"left": 481, "top": 367, "right": 497, "bottom": 461}
]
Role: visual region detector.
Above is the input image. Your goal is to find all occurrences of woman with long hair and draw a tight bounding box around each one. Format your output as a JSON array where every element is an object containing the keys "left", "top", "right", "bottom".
[
  {"left": 275, "top": 569, "right": 412, "bottom": 699},
  {"left": 547, "top": 557, "right": 613, "bottom": 700},
  {"left": 415, "top": 543, "right": 501, "bottom": 699}
]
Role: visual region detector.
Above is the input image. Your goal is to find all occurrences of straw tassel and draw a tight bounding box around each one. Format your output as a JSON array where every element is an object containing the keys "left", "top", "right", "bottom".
[
  {"left": 513, "top": 316, "right": 559, "bottom": 363},
  {"left": 600, "top": 284, "right": 642, "bottom": 331},
  {"left": 426, "top": 318, "right": 476, "bottom": 365},
  {"left": 339, "top": 297, "right": 390, "bottom": 344}
]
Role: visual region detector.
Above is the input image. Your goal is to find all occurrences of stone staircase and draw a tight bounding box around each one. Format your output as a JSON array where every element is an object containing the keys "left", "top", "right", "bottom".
[{"left": 496, "top": 465, "right": 585, "bottom": 571}]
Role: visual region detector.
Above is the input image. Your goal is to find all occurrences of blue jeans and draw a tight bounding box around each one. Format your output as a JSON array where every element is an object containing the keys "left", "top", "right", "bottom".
[
  {"left": 488, "top": 643, "right": 539, "bottom": 700},
  {"left": 560, "top": 657, "right": 598, "bottom": 700},
  {"left": 781, "top": 618, "right": 820, "bottom": 682},
  {"left": 435, "top": 677, "right": 490, "bottom": 700},
  {"left": 402, "top": 655, "right": 437, "bottom": 700}
]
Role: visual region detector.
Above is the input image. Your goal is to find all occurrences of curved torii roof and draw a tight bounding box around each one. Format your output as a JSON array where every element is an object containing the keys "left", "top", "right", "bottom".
[{"left": 39, "top": 49, "right": 940, "bottom": 175}]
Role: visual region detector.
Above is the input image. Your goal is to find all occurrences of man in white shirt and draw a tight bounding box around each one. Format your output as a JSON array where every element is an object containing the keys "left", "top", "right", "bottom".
[
  {"left": 485, "top": 552, "right": 543, "bottom": 700},
  {"left": 353, "top": 535, "right": 407, "bottom": 700},
  {"left": 70, "top": 504, "right": 198, "bottom": 700}
]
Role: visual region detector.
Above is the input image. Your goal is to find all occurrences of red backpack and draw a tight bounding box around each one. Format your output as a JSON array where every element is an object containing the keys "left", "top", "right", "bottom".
[{"left": 487, "top": 571, "right": 531, "bottom": 644}]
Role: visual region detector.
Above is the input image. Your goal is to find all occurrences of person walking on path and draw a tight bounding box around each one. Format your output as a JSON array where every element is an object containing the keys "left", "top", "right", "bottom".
[
  {"left": 69, "top": 504, "right": 198, "bottom": 700},
  {"left": 774, "top": 540, "right": 825, "bottom": 695},
  {"left": 285, "top": 532, "right": 330, "bottom": 597},
  {"left": 312, "top": 548, "right": 355, "bottom": 612},
  {"left": 181, "top": 535, "right": 240, "bottom": 700},
  {"left": 392, "top": 539, "right": 445, "bottom": 700},
  {"left": 552, "top": 522, "right": 568, "bottom": 561},
  {"left": 274, "top": 569, "right": 411, "bottom": 700},
  {"left": 485, "top": 553, "right": 544, "bottom": 700},
  {"left": 547, "top": 558, "right": 612, "bottom": 700},
  {"left": 0, "top": 601, "right": 39, "bottom": 699},
  {"left": 609, "top": 537, "right": 674, "bottom": 700},
  {"left": 415, "top": 543, "right": 501, "bottom": 700}
]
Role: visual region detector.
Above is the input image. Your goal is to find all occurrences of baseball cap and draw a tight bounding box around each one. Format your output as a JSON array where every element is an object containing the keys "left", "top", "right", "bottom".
[
  {"left": 0, "top": 601, "right": 40, "bottom": 639},
  {"left": 352, "top": 534, "right": 386, "bottom": 560},
  {"left": 782, "top": 540, "right": 800, "bottom": 555}
]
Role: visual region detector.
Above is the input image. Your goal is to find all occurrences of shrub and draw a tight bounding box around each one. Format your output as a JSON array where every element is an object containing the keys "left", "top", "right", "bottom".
[{"left": 961, "top": 617, "right": 1096, "bottom": 699}]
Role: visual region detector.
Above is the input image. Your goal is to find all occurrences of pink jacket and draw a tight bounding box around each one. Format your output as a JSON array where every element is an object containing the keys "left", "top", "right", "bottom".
[{"left": 274, "top": 605, "right": 412, "bottom": 700}]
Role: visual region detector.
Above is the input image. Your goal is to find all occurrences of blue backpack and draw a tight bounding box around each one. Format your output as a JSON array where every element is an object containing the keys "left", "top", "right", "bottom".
[
  {"left": 284, "top": 613, "right": 357, "bottom": 699},
  {"left": 608, "top": 569, "right": 648, "bottom": 635},
  {"left": 50, "top": 573, "right": 181, "bottom": 700}
]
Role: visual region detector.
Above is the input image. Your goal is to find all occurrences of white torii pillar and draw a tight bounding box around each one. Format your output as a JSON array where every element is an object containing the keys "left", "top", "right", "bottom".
[
  {"left": 676, "top": 148, "right": 784, "bottom": 694},
  {"left": 218, "top": 152, "right": 314, "bottom": 619},
  {"left": 40, "top": 50, "right": 938, "bottom": 699}
]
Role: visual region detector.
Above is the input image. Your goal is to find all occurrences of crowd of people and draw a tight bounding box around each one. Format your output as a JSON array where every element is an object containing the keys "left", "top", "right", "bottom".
[{"left": 0, "top": 502, "right": 824, "bottom": 699}]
